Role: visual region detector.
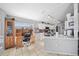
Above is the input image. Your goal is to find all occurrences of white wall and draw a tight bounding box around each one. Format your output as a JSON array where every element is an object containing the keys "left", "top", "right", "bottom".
[
  {"left": 14, "top": 16, "right": 39, "bottom": 24},
  {"left": 0, "top": 8, "right": 7, "bottom": 16},
  {"left": 0, "top": 8, "right": 7, "bottom": 52}
]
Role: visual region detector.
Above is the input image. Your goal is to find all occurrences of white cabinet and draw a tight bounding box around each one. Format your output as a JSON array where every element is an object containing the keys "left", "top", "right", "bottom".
[
  {"left": 38, "top": 23, "right": 45, "bottom": 29},
  {"left": 67, "top": 30, "right": 72, "bottom": 36},
  {"left": 65, "top": 13, "right": 74, "bottom": 37},
  {"left": 65, "top": 16, "right": 74, "bottom": 29}
]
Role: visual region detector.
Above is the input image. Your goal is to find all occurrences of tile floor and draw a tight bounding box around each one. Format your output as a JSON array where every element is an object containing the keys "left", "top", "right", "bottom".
[
  {"left": 0, "top": 46, "right": 67, "bottom": 56},
  {"left": 0, "top": 36, "right": 70, "bottom": 56}
]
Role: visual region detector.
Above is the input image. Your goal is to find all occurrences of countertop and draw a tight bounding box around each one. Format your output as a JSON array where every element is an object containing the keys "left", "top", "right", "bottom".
[{"left": 44, "top": 35, "right": 75, "bottom": 40}]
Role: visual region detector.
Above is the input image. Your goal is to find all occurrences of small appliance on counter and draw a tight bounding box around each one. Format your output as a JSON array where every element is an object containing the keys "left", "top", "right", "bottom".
[
  {"left": 44, "top": 27, "right": 56, "bottom": 36},
  {"left": 44, "top": 27, "right": 50, "bottom": 36},
  {"left": 50, "top": 29, "right": 55, "bottom": 36}
]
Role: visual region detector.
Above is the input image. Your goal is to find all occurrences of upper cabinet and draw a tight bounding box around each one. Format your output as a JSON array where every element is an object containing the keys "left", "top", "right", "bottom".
[{"left": 65, "top": 13, "right": 74, "bottom": 30}]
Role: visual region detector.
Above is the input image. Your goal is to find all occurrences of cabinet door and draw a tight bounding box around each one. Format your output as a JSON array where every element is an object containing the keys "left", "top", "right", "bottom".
[
  {"left": 16, "top": 36, "right": 23, "bottom": 48},
  {"left": 5, "top": 37, "right": 10, "bottom": 49},
  {"left": 10, "top": 37, "right": 14, "bottom": 47},
  {"left": 9, "top": 37, "right": 12, "bottom": 48}
]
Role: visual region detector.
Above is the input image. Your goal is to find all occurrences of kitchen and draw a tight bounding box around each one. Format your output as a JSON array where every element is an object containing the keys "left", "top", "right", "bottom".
[{"left": 0, "top": 3, "right": 79, "bottom": 56}]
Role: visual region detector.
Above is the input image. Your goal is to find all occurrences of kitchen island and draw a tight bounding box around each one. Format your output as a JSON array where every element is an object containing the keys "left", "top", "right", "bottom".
[{"left": 44, "top": 35, "right": 78, "bottom": 56}]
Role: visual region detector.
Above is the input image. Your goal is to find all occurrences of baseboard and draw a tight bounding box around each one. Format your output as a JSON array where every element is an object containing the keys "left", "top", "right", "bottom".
[{"left": 43, "top": 50, "right": 78, "bottom": 56}]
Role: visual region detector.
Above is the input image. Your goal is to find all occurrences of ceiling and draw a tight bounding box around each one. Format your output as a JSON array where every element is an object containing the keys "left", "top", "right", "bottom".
[{"left": 0, "top": 3, "right": 74, "bottom": 23}]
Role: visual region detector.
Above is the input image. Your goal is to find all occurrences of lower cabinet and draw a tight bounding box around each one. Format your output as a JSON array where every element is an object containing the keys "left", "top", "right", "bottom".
[
  {"left": 5, "top": 36, "right": 15, "bottom": 49},
  {"left": 16, "top": 36, "right": 23, "bottom": 48}
]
